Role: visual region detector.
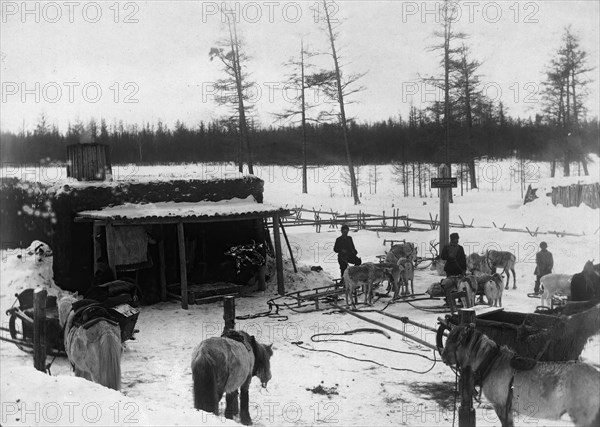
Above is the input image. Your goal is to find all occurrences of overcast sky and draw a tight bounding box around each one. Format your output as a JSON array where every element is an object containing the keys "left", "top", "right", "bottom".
[{"left": 1, "top": 0, "right": 599, "bottom": 133}]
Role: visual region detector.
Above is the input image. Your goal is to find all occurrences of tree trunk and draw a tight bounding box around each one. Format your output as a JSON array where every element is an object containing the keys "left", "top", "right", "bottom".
[
  {"left": 300, "top": 40, "right": 308, "bottom": 193},
  {"left": 581, "top": 157, "right": 589, "bottom": 175},
  {"left": 228, "top": 17, "right": 253, "bottom": 175},
  {"left": 468, "top": 160, "right": 477, "bottom": 189},
  {"left": 418, "top": 162, "right": 422, "bottom": 197},
  {"left": 324, "top": 0, "right": 359, "bottom": 204},
  {"left": 412, "top": 163, "right": 415, "bottom": 197},
  {"left": 551, "top": 160, "right": 556, "bottom": 177}
]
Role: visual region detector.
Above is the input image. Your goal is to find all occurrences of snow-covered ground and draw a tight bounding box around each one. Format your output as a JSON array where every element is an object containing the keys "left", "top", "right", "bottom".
[{"left": 1, "top": 157, "right": 599, "bottom": 426}]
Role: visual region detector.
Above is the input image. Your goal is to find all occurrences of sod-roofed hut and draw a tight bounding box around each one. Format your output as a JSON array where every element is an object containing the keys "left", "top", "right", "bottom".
[{"left": 1, "top": 171, "right": 290, "bottom": 308}]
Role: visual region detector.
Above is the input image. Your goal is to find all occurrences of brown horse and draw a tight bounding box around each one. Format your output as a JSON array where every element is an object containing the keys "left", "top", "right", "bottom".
[
  {"left": 441, "top": 325, "right": 600, "bottom": 427},
  {"left": 191, "top": 330, "right": 273, "bottom": 425}
]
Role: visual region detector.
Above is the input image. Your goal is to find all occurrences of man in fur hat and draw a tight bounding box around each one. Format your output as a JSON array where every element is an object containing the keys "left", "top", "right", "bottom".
[
  {"left": 534, "top": 241, "right": 553, "bottom": 295},
  {"left": 441, "top": 232, "right": 467, "bottom": 277}
]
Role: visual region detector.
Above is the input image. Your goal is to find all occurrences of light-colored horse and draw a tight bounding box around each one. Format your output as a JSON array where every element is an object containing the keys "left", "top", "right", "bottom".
[
  {"left": 192, "top": 330, "right": 273, "bottom": 425},
  {"left": 58, "top": 293, "right": 122, "bottom": 390},
  {"left": 539, "top": 273, "right": 573, "bottom": 307},
  {"left": 441, "top": 325, "right": 600, "bottom": 427}
]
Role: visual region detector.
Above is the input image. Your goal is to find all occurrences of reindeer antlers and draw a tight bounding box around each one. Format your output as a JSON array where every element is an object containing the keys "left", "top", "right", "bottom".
[{"left": 429, "top": 240, "right": 439, "bottom": 258}]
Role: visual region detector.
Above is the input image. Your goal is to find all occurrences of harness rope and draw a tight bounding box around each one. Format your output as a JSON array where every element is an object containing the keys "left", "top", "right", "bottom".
[{"left": 292, "top": 329, "right": 438, "bottom": 374}]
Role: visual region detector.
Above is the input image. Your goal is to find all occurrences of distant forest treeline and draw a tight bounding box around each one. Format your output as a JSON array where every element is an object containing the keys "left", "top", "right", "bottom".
[{"left": 1, "top": 113, "right": 598, "bottom": 166}]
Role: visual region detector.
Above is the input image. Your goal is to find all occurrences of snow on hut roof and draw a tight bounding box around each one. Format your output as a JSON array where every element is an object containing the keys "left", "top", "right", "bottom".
[{"left": 76, "top": 196, "right": 289, "bottom": 222}]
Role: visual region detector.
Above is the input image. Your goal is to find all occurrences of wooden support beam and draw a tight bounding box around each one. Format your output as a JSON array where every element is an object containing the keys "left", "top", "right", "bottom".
[
  {"left": 177, "top": 222, "right": 189, "bottom": 309},
  {"left": 158, "top": 226, "right": 167, "bottom": 302},
  {"left": 105, "top": 222, "right": 118, "bottom": 279},
  {"left": 279, "top": 217, "right": 297, "bottom": 273},
  {"left": 272, "top": 213, "right": 285, "bottom": 295},
  {"left": 223, "top": 296, "right": 235, "bottom": 332},
  {"left": 33, "top": 288, "right": 47, "bottom": 373},
  {"left": 459, "top": 309, "right": 476, "bottom": 427},
  {"left": 93, "top": 222, "right": 102, "bottom": 275}
]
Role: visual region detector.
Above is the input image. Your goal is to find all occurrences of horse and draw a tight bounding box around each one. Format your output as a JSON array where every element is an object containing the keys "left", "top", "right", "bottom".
[
  {"left": 191, "top": 330, "right": 273, "bottom": 425},
  {"left": 58, "top": 293, "right": 122, "bottom": 390},
  {"left": 441, "top": 324, "right": 600, "bottom": 427},
  {"left": 539, "top": 273, "right": 573, "bottom": 307},
  {"left": 571, "top": 261, "right": 600, "bottom": 302}
]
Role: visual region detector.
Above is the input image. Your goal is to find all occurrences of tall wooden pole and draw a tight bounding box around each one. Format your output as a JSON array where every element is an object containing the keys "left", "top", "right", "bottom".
[
  {"left": 439, "top": 164, "right": 450, "bottom": 249},
  {"left": 33, "top": 288, "right": 47, "bottom": 373}
]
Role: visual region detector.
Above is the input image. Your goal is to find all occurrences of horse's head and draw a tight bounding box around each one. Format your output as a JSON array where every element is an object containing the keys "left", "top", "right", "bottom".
[
  {"left": 583, "top": 260, "right": 595, "bottom": 273},
  {"left": 441, "top": 324, "right": 491, "bottom": 370},
  {"left": 249, "top": 335, "right": 274, "bottom": 388},
  {"left": 57, "top": 291, "right": 81, "bottom": 328}
]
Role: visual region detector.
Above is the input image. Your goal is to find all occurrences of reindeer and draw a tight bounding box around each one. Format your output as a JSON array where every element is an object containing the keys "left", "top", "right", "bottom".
[
  {"left": 428, "top": 241, "right": 446, "bottom": 276},
  {"left": 385, "top": 242, "right": 417, "bottom": 264},
  {"left": 468, "top": 250, "right": 517, "bottom": 290},
  {"left": 397, "top": 257, "right": 414, "bottom": 295}
]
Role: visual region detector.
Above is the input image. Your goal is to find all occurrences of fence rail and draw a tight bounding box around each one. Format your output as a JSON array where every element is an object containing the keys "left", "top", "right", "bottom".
[{"left": 271, "top": 205, "right": 594, "bottom": 238}]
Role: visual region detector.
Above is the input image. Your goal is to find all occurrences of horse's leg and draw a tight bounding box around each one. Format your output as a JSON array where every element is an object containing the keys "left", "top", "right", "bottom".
[
  {"left": 224, "top": 390, "right": 239, "bottom": 419},
  {"left": 73, "top": 366, "right": 87, "bottom": 379},
  {"left": 511, "top": 267, "right": 516, "bottom": 289},
  {"left": 494, "top": 405, "right": 515, "bottom": 427},
  {"left": 239, "top": 377, "right": 253, "bottom": 425}
]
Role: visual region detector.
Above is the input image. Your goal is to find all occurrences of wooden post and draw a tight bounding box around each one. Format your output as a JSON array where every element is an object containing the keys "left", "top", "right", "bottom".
[
  {"left": 257, "top": 265, "right": 266, "bottom": 291},
  {"left": 459, "top": 308, "right": 476, "bottom": 427},
  {"left": 33, "top": 288, "right": 47, "bottom": 373},
  {"left": 177, "top": 222, "right": 188, "bottom": 309},
  {"left": 158, "top": 227, "right": 167, "bottom": 302},
  {"left": 93, "top": 222, "right": 102, "bottom": 275},
  {"left": 439, "top": 164, "right": 450, "bottom": 250},
  {"left": 223, "top": 296, "right": 235, "bottom": 332},
  {"left": 279, "top": 218, "right": 297, "bottom": 273},
  {"left": 105, "top": 222, "right": 118, "bottom": 279},
  {"left": 272, "top": 213, "right": 285, "bottom": 295}
]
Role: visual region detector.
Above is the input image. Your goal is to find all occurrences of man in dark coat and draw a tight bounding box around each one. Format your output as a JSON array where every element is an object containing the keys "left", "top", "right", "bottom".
[
  {"left": 441, "top": 232, "right": 467, "bottom": 276},
  {"left": 534, "top": 241, "right": 553, "bottom": 295},
  {"left": 334, "top": 224, "right": 362, "bottom": 278},
  {"left": 439, "top": 232, "right": 467, "bottom": 308}
]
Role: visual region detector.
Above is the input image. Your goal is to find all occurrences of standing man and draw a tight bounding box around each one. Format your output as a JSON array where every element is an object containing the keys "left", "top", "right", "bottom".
[
  {"left": 440, "top": 232, "right": 467, "bottom": 308},
  {"left": 534, "top": 241, "right": 553, "bottom": 295},
  {"left": 440, "top": 232, "right": 467, "bottom": 277},
  {"left": 334, "top": 224, "right": 361, "bottom": 279}
]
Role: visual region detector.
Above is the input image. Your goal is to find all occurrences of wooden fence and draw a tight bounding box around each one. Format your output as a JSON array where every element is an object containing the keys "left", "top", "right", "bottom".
[
  {"left": 279, "top": 206, "right": 476, "bottom": 233},
  {"left": 276, "top": 205, "right": 597, "bottom": 237},
  {"left": 551, "top": 183, "right": 600, "bottom": 209}
]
